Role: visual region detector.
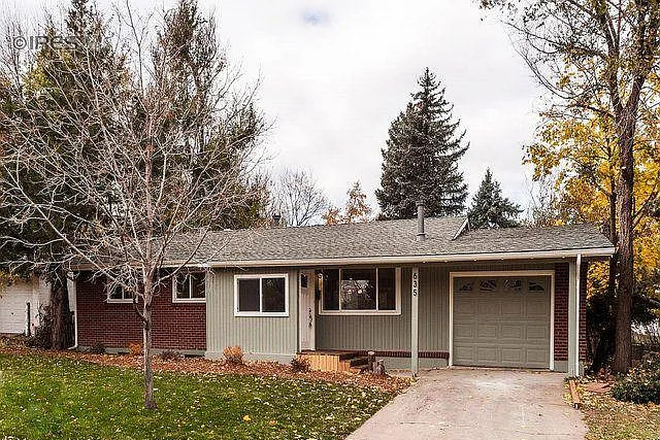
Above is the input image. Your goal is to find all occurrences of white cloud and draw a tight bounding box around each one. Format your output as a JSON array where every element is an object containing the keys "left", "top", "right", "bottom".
[
  {"left": 13, "top": 0, "right": 542, "bottom": 213},
  {"left": 214, "top": 0, "right": 542, "bottom": 211}
]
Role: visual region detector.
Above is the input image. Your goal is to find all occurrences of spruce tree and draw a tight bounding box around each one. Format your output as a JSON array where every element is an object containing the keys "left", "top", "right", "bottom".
[
  {"left": 0, "top": 0, "right": 125, "bottom": 349},
  {"left": 468, "top": 169, "right": 522, "bottom": 229},
  {"left": 376, "top": 68, "right": 468, "bottom": 219}
]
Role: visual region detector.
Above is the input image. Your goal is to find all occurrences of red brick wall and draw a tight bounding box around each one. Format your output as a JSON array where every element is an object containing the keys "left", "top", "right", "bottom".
[
  {"left": 76, "top": 276, "right": 206, "bottom": 351},
  {"left": 554, "top": 262, "right": 587, "bottom": 362}
]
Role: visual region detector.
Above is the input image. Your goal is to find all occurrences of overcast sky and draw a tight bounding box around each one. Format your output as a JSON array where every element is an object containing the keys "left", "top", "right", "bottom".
[{"left": 15, "top": 0, "right": 542, "bottom": 215}]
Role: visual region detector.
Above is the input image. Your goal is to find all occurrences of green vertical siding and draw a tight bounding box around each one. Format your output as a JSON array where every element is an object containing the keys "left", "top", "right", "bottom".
[
  {"left": 316, "top": 262, "right": 555, "bottom": 354},
  {"left": 315, "top": 269, "right": 412, "bottom": 351},
  {"left": 206, "top": 267, "right": 298, "bottom": 361},
  {"left": 204, "top": 261, "right": 557, "bottom": 365},
  {"left": 316, "top": 267, "right": 449, "bottom": 352},
  {"left": 419, "top": 266, "right": 449, "bottom": 352}
]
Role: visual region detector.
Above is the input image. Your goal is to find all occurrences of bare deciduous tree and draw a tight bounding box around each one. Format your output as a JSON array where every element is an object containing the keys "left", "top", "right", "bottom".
[
  {"left": 271, "top": 168, "right": 327, "bottom": 227},
  {"left": 523, "top": 174, "right": 560, "bottom": 228},
  {"left": 0, "top": 0, "right": 267, "bottom": 409}
]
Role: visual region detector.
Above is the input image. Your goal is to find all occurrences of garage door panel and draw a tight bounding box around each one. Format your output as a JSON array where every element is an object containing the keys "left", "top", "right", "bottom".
[
  {"left": 501, "top": 348, "right": 524, "bottom": 364},
  {"left": 526, "top": 300, "right": 548, "bottom": 317},
  {"left": 453, "top": 346, "right": 475, "bottom": 364},
  {"left": 527, "top": 324, "right": 549, "bottom": 340},
  {"left": 500, "top": 324, "right": 524, "bottom": 340},
  {"left": 476, "top": 324, "right": 498, "bottom": 339},
  {"left": 453, "top": 275, "right": 550, "bottom": 369},
  {"left": 526, "top": 348, "right": 549, "bottom": 364},
  {"left": 455, "top": 299, "right": 476, "bottom": 316},
  {"left": 475, "top": 346, "right": 498, "bottom": 363},
  {"left": 501, "top": 301, "right": 523, "bottom": 316},
  {"left": 0, "top": 288, "right": 30, "bottom": 334},
  {"left": 454, "top": 323, "right": 475, "bottom": 339},
  {"left": 476, "top": 300, "right": 499, "bottom": 317}
]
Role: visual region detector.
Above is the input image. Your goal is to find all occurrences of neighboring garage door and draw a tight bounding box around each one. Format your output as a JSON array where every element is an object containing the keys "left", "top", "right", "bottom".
[
  {"left": 453, "top": 275, "right": 551, "bottom": 369},
  {"left": 0, "top": 283, "right": 31, "bottom": 334}
]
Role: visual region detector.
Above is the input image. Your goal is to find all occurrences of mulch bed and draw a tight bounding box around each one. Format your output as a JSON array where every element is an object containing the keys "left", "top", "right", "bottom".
[
  {"left": 578, "top": 370, "right": 616, "bottom": 395},
  {"left": 583, "top": 380, "right": 613, "bottom": 395},
  {"left": 0, "top": 342, "right": 411, "bottom": 394}
]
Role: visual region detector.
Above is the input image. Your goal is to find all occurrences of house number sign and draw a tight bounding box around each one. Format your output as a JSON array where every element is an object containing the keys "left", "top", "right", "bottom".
[{"left": 412, "top": 268, "right": 419, "bottom": 297}]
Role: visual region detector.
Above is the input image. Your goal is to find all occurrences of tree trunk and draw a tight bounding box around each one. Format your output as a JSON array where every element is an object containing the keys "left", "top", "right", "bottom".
[
  {"left": 612, "top": 122, "right": 635, "bottom": 374},
  {"left": 143, "top": 295, "right": 156, "bottom": 410},
  {"left": 50, "top": 267, "right": 72, "bottom": 350},
  {"left": 587, "top": 191, "right": 619, "bottom": 372},
  {"left": 142, "top": 141, "right": 157, "bottom": 410},
  {"left": 588, "top": 319, "right": 616, "bottom": 374}
]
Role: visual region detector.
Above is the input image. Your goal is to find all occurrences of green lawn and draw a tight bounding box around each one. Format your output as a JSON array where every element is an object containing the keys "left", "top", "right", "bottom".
[{"left": 0, "top": 353, "right": 394, "bottom": 440}]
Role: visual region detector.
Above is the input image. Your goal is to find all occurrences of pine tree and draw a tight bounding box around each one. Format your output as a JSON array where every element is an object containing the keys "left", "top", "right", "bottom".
[
  {"left": 468, "top": 169, "right": 522, "bottom": 229},
  {"left": 376, "top": 68, "right": 468, "bottom": 219},
  {"left": 0, "top": 0, "right": 125, "bottom": 349}
]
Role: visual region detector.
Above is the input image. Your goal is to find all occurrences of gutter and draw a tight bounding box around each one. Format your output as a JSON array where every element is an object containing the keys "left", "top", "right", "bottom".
[
  {"left": 155, "top": 246, "right": 616, "bottom": 269},
  {"left": 575, "top": 253, "right": 582, "bottom": 375}
]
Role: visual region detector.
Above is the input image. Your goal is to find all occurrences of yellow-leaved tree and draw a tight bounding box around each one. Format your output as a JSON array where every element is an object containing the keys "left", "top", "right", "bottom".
[{"left": 527, "top": 94, "right": 660, "bottom": 371}]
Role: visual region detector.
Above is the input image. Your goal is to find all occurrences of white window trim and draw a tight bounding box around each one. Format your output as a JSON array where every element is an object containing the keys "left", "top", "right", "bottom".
[
  {"left": 319, "top": 267, "right": 401, "bottom": 316},
  {"left": 106, "top": 285, "right": 133, "bottom": 304},
  {"left": 234, "top": 274, "right": 289, "bottom": 317},
  {"left": 172, "top": 272, "right": 206, "bottom": 303},
  {"left": 448, "top": 270, "right": 555, "bottom": 371}
]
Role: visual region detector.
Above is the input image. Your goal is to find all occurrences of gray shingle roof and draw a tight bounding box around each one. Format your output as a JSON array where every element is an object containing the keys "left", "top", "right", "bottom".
[{"left": 165, "top": 217, "right": 614, "bottom": 266}]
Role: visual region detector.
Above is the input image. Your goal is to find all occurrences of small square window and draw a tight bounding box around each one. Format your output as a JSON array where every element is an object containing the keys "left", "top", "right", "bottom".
[
  {"left": 108, "top": 286, "right": 123, "bottom": 300},
  {"left": 341, "top": 268, "right": 376, "bottom": 310},
  {"left": 106, "top": 282, "right": 132, "bottom": 303},
  {"left": 528, "top": 280, "right": 547, "bottom": 292},
  {"left": 262, "top": 277, "right": 286, "bottom": 312},
  {"left": 174, "top": 272, "right": 206, "bottom": 302},
  {"left": 479, "top": 279, "right": 498, "bottom": 292},
  {"left": 238, "top": 279, "right": 260, "bottom": 312},
  {"left": 235, "top": 275, "right": 288, "bottom": 316},
  {"left": 503, "top": 279, "right": 523, "bottom": 292},
  {"left": 458, "top": 281, "right": 474, "bottom": 292}
]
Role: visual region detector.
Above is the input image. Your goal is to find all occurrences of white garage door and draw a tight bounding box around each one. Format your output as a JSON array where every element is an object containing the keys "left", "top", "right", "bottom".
[
  {"left": 0, "top": 283, "right": 32, "bottom": 334},
  {"left": 453, "top": 276, "right": 551, "bottom": 369}
]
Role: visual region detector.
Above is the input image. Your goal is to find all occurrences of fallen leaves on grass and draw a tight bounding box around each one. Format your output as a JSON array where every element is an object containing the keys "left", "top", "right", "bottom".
[
  {"left": 0, "top": 344, "right": 410, "bottom": 394},
  {"left": 0, "top": 352, "right": 395, "bottom": 440},
  {"left": 579, "top": 380, "right": 660, "bottom": 440}
]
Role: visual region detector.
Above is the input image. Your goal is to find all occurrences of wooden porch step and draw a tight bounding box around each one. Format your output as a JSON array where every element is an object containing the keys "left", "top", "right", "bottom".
[
  {"left": 300, "top": 350, "right": 359, "bottom": 361},
  {"left": 298, "top": 350, "right": 363, "bottom": 372}
]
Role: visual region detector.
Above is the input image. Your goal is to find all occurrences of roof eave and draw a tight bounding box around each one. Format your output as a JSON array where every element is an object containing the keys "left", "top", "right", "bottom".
[{"left": 154, "top": 246, "right": 616, "bottom": 269}]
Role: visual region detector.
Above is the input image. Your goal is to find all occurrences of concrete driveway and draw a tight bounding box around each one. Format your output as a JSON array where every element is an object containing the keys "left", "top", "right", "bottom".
[{"left": 348, "top": 369, "right": 587, "bottom": 440}]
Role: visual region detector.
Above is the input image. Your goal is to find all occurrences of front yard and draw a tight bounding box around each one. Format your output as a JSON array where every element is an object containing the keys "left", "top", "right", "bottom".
[
  {"left": 0, "top": 353, "right": 397, "bottom": 440},
  {"left": 581, "top": 383, "right": 660, "bottom": 440}
]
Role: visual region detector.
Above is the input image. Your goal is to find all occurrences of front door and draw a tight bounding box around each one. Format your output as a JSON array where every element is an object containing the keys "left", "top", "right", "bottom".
[{"left": 299, "top": 270, "right": 316, "bottom": 351}]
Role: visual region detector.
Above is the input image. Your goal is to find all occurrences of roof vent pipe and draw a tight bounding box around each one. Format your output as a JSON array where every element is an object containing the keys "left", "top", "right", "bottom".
[
  {"left": 272, "top": 213, "right": 282, "bottom": 228},
  {"left": 416, "top": 201, "right": 426, "bottom": 241}
]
